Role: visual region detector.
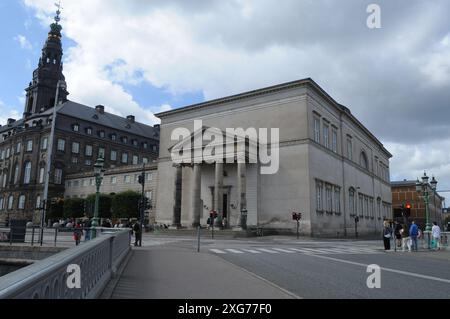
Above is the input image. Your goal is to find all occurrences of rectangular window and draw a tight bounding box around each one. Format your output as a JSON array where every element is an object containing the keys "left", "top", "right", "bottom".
[
  {"left": 67, "top": 181, "right": 72, "bottom": 187},
  {"left": 72, "top": 142, "right": 80, "bottom": 154},
  {"left": 358, "top": 194, "right": 363, "bottom": 216},
  {"left": 364, "top": 196, "right": 369, "bottom": 217},
  {"left": 73, "top": 180, "right": 79, "bottom": 187},
  {"left": 334, "top": 188, "right": 341, "bottom": 213},
  {"left": 82, "top": 180, "right": 88, "bottom": 187},
  {"left": 24, "top": 162, "right": 32, "bottom": 184},
  {"left": 8, "top": 196, "right": 14, "bottom": 210},
  {"left": 143, "top": 142, "right": 148, "bottom": 149},
  {"left": 369, "top": 198, "right": 374, "bottom": 218},
  {"left": 323, "top": 124, "right": 329, "bottom": 149},
  {"left": 326, "top": 185, "right": 332, "bottom": 213},
  {"left": 349, "top": 191, "right": 355, "bottom": 216},
  {"left": 73, "top": 124, "right": 79, "bottom": 132},
  {"left": 314, "top": 118, "right": 321, "bottom": 143},
  {"left": 145, "top": 191, "right": 152, "bottom": 201},
  {"left": 26, "top": 140, "right": 33, "bottom": 152},
  {"left": 99, "top": 147, "right": 105, "bottom": 159},
  {"left": 18, "top": 195, "right": 26, "bottom": 210},
  {"left": 86, "top": 128, "right": 92, "bottom": 135},
  {"left": 122, "top": 153, "right": 128, "bottom": 164},
  {"left": 133, "top": 155, "right": 139, "bottom": 165},
  {"left": 143, "top": 157, "right": 149, "bottom": 164},
  {"left": 347, "top": 138, "right": 352, "bottom": 161},
  {"left": 72, "top": 157, "right": 78, "bottom": 164},
  {"left": 42, "top": 137, "right": 48, "bottom": 150},
  {"left": 0, "top": 150, "right": 4, "bottom": 160},
  {"left": 36, "top": 195, "right": 41, "bottom": 209},
  {"left": 16, "top": 142, "right": 21, "bottom": 154},
  {"left": 90, "top": 178, "right": 95, "bottom": 186},
  {"left": 332, "top": 130, "right": 338, "bottom": 153},
  {"left": 316, "top": 181, "right": 323, "bottom": 212},
  {"left": 54, "top": 168, "right": 63, "bottom": 185},
  {"left": 111, "top": 176, "right": 117, "bottom": 184},
  {"left": 111, "top": 150, "right": 117, "bottom": 161},
  {"left": 85, "top": 159, "right": 92, "bottom": 166},
  {"left": 124, "top": 175, "right": 131, "bottom": 183},
  {"left": 5, "top": 148, "right": 10, "bottom": 158},
  {"left": 39, "top": 167, "right": 45, "bottom": 184},
  {"left": 57, "top": 139, "right": 65, "bottom": 152},
  {"left": 85, "top": 145, "right": 93, "bottom": 157}
]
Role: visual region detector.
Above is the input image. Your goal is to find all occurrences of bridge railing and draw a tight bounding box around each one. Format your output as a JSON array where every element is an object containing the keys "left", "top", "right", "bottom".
[{"left": 0, "top": 229, "right": 131, "bottom": 299}]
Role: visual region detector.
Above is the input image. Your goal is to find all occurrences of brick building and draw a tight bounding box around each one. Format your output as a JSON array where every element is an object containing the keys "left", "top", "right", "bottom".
[{"left": 391, "top": 180, "right": 445, "bottom": 228}]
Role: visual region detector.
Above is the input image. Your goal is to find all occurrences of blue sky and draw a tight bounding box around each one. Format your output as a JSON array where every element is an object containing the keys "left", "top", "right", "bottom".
[{"left": 0, "top": 0, "right": 203, "bottom": 123}]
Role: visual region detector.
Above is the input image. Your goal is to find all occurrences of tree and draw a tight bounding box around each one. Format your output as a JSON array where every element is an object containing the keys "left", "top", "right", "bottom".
[
  {"left": 46, "top": 198, "right": 64, "bottom": 220},
  {"left": 112, "top": 190, "right": 141, "bottom": 219},
  {"left": 85, "top": 194, "right": 112, "bottom": 219},
  {"left": 63, "top": 198, "right": 85, "bottom": 219}
]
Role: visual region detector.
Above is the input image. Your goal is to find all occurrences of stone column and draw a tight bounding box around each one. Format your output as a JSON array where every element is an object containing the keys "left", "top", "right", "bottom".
[
  {"left": 237, "top": 162, "right": 247, "bottom": 227},
  {"left": 172, "top": 165, "right": 182, "bottom": 228},
  {"left": 214, "top": 162, "right": 224, "bottom": 227},
  {"left": 191, "top": 164, "right": 202, "bottom": 227}
]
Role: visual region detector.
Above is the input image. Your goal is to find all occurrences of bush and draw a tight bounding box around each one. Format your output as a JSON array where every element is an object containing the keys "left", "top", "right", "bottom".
[
  {"left": 46, "top": 198, "right": 64, "bottom": 220},
  {"left": 112, "top": 190, "right": 141, "bottom": 219},
  {"left": 85, "top": 194, "right": 112, "bottom": 219},
  {"left": 63, "top": 198, "right": 85, "bottom": 219}
]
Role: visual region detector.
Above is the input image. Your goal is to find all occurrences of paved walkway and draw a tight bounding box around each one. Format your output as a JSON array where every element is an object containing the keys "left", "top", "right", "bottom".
[{"left": 107, "top": 246, "right": 298, "bottom": 299}]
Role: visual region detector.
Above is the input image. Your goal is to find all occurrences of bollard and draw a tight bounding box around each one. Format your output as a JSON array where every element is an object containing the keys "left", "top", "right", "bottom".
[
  {"left": 54, "top": 228, "right": 58, "bottom": 247},
  {"left": 31, "top": 227, "right": 35, "bottom": 246}
]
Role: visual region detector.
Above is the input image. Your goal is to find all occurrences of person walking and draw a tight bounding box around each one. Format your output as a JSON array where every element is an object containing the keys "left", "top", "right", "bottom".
[
  {"left": 409, "top": 221, "right": 419, "bottom": 251},
  {"left": 133, "top": 221, "right": 142, "bottom": 247},
  {"left": 400, "top": 223, "right": 411, "bottom": 252},
  {"left": 431, "top": 222, "right": 441, "bottom": 250},
  {"left": 73, "top": 223, "right": 83, "bottom": 246},
  {"left": 382, "top": 221, "right": 392, "bottom": 251},
  {"left": 394, "top": 221, "right": 402, "bottom": 248}
]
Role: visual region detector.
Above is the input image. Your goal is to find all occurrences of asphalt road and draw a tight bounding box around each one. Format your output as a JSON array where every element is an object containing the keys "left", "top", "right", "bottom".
[{"left": 198, "top": 239, "right": 450, "bottom": 299}]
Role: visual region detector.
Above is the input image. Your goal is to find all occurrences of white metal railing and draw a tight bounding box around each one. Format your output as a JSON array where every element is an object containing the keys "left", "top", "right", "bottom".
[
  {"left": 419, "top": 231, "right": 449, "bottom": 250},
  {"left": 0, "top": 229, "right": 130, "bottom": 299}
]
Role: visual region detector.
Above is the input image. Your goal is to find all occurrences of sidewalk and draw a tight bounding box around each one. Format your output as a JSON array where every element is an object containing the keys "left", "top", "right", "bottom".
[{"left": 106, "top": 246, "right": 298, "bottom": 299}]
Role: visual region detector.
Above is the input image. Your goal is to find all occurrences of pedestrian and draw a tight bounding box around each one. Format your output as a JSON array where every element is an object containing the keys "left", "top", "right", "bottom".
[
  {"left": 133, "top": 221, "right": 142, "bottom": 247},
  {"left": 84, "top": 219, "right": 92, "bottom": 242},
  {"left": 222, "top": 217, "right": 227, "bottom": 229},
  {"left": 394, "top": 221, "right": 402, "bottom": 248},
  {"left": 382, "top": 221, "right": 392, "bottom": 250},
  {"left": 207, "top": 217, "right": 211, "bottom": 230},
  {"left": 73, "top": 223, "right": 83, "bottom": 246},
  {"left": 409, "top": 220, "right": 419, "bottom": 251},
  {"left": 400, "top": 224, "right": 411, "bottom": 252},
  {"left": 431, "top": 221, "right": 441, "bottom": 250}
]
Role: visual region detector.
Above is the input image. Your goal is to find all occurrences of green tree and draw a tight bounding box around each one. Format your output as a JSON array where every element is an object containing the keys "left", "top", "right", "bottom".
[
  {"left": 46, "top": 198, "right": 64, "bottom": 220},
  {"left": 63, "top": 198, "right": 85, "bottom": 219},
  {"left": 85, "top": 194, "right": 112, "bottom": 219},
  {"left": 112, "top": 190, "right": 141, "bottom": 219}
]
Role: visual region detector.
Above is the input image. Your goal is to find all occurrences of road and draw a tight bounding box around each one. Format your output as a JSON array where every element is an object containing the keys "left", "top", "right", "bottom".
[{"left": 111, "top": 234, "right": 450, "bottom": 299}]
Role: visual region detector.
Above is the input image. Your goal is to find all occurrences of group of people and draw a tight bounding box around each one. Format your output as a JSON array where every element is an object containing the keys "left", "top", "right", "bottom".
[{"left": 383, "top": 220, "right": 442, "bottom": 252}]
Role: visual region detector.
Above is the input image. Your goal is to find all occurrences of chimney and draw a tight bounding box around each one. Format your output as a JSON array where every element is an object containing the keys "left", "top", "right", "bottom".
[
  {"left": 95, "top": 105, "right": 105, "bottom": 114},
  {"left": 126, "top": 115, "right": 135, "bottom": 123},
  {"left": 7, "top": 118, "right": 16, "bottom": 126}
]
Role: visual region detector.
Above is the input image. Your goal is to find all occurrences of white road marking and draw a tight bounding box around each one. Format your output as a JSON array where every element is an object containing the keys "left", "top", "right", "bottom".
[
  {"left": 242, "top": 249, "right": 262, "bottom": 254},
  {"left": 226, "top": 249, "right": 244, "bottom": 254},
  {"left": 272, "top": 248, "right": 296, "bottom": 253},
  {"left": 256, "top": 248, "right": 280, "bottom": 254}
]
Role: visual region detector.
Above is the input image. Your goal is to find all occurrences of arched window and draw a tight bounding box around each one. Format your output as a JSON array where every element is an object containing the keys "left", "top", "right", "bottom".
[
  {"left": 18, "top": 195, "right": 26, "bottom": 210},
  {"left": 13, "top": 163, "right": 19, "bottom": 184},
  {"left": 0, "top": 197, "right": 4, "bottom": 210},
  {"left": 24, "top": 162, "right": 32, "bottom": 184},
  {"left": 39, "top": 166, "right": 46, "bottom": 184},
  {"left": 7, "top": 195, "right": 14, "bottom": 210},
  {"left": 36, "top": 195, "right": 42, "bottom": 209},
  {"left": 360, "top": 151, "right": 368, "bottom": 170},
  {"left": 348, "top": 187, "right": 356, "bottom": 216}
]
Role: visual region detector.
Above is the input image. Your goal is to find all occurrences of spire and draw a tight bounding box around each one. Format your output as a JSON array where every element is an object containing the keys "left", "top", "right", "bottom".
[{"left": 23, "top": 1, "right": 68, "bottom": 117}]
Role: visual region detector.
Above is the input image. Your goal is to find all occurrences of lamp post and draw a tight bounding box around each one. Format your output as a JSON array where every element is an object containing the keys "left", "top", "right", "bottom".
[
  {"left": 41, "top": 79, "right": 67, "bottom": 246},
  {"left": 430, "top": 176, "right": 438, "bottom": 225},
  {"left": 415, "top": 172, "right": 436, "bottom": 249},
  {"left": 91, "top": 157, "right": 105, "bottom": 239}
]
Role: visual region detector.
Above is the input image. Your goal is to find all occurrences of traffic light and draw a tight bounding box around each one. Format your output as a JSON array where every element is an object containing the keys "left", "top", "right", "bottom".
[
  {"left": 210, "top": 210, "right": 218, "bottom": 218},
  {"left": 144, "top": 197, "right": 151, "bottom": 210},
  {"left": 404, "top": 203, "right": 411, "bottom": 217},
  {"left": 138, "top": 174, "right": 145, "bottom": 185},
  {"left": 292, "top": 212, "right": 302, "bottom": 221}
]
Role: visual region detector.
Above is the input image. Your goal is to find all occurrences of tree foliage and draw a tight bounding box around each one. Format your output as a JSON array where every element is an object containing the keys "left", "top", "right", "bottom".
[
  {"left": 85, "top": 194, "right": 112, "bottom": 219},
  {"left": 111, "top": 190, "right": 140, "bottom": 219},
  {"left": 63, "top": 198, "right": 85, "bottom": 219}
]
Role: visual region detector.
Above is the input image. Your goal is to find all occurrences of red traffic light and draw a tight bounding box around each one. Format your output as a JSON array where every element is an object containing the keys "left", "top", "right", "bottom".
[{"left": 405, "top": 203, "right": 411, "bottom": 209}]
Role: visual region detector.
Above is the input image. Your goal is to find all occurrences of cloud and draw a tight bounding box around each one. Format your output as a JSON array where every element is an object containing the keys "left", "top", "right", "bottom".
[
  {"left": 0, "top": 100, "right": 22, "bottom": 127},
  {"left": 22, "top": 0, "right": 450, "bottom": 201},
  {"left": 14, "top": 34, "right": 33, "bottom": 50}
]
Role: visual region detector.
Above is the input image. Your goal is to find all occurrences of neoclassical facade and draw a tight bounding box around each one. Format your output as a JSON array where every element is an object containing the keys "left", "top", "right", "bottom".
[{"left": 155, "top": 78, "right": 392, "bottom": 236}]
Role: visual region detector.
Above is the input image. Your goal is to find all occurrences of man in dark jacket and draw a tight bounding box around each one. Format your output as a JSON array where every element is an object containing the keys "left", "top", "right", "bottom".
[{"left": 133, "top": 222, "right": 142, "bottom": 247}]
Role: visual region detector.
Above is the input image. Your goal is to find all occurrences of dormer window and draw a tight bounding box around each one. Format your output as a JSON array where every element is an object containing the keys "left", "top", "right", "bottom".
[
  {"left": 110, "top": 134, "right": 117, "bottom": 141},
  {"left": 98, "top": 131, "right": 105, "bottom": 138},
  {"left": 143, "top": 142, "right": 148, "bottom": 149},
  {"left": 86, "top": 127, "right": 93, "bottom": 135},
  {"left": 132, "top": 139, "right": 138, "bottom": 147},
  {"left": 72, "top": 124, "right": 79, "bottom": 132},
  {"left": 122, "top": 137, "right": 128, "bottom": 144}
]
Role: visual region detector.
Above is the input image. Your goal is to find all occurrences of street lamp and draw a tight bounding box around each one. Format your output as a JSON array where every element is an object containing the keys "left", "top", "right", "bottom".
[
  {"left": 91, "top": 157, "right": 105, "bottom": 239},
  {"left": 415, "top": 171, "right": 436, "bottom": 249}
]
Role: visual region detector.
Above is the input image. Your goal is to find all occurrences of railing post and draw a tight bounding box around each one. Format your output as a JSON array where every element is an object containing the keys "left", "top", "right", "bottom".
[
  {"left": 54, "top": 228, "right": 58, "bottom": 247},
  {"left": 109, "top": 236, "right": 115, "bottom": 277}
]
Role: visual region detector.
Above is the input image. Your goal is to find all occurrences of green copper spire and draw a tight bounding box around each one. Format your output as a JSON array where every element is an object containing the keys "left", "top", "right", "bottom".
[{"left": 49, "top": 1, "right": 63, "bottom": 37}]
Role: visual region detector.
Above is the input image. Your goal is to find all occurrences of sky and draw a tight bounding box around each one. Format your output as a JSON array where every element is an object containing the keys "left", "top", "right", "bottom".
[{"left": 0, "top": 0, "right": 449, "bottom": 204}]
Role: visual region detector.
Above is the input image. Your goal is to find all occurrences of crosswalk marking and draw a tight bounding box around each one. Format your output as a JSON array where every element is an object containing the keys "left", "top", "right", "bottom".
[
  {"left": 272, "top": 248, "right": 296, "bottom": 253},
  {"left": 242, "top": 249, "right": 262, "bottom": 254},
  {"left": 256, "top": 248, "right": 280, "bottom": 254},
  {"left": 226, "top": 249, "right": 244, "bottom": 254},
  {"left": 210, "top": 246, "right": 380, "bottom": 256}
]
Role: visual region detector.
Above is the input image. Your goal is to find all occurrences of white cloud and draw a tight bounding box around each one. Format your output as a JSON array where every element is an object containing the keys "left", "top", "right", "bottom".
[{"left": 14, "top": 34, "right": 33, "bottom": 50}]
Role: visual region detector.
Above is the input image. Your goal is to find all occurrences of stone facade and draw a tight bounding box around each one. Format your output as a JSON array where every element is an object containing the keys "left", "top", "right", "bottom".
[
  {"left": 391, "top": 180, "right": 444, "bottom": 228},
  {"left": 64, "top": 164, "right": 158, "bottom": 223},
  {"left": 155, "top": 78, "right": 393, "bottom": 237}
]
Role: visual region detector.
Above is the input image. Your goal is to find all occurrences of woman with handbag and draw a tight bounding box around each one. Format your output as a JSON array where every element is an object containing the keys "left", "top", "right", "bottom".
[{"left": 382, "top": 221, "right": 392, "bottom": 251}]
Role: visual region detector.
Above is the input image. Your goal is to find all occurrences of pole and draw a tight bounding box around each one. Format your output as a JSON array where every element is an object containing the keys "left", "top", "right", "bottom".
[
  {"left": 424, "top": 192, "right": 431, "bottom": 249},
  {"left": 212, "top": 213, "right": 215, "bottom": 239},
  {"left": 41, "top": 81, "right": 63, "bottom": 245},
  {"left": 92, "top": 180, "right": 100, "bottom": 239},
  {"left": 297, "top": 219, "right": 299, "bottom": 240},
  {"left": 140, "top": 164, "right": 145, "bottom": 244},
  {"left": 197, "top": 226, "right": 201, "bottom": 253}
]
